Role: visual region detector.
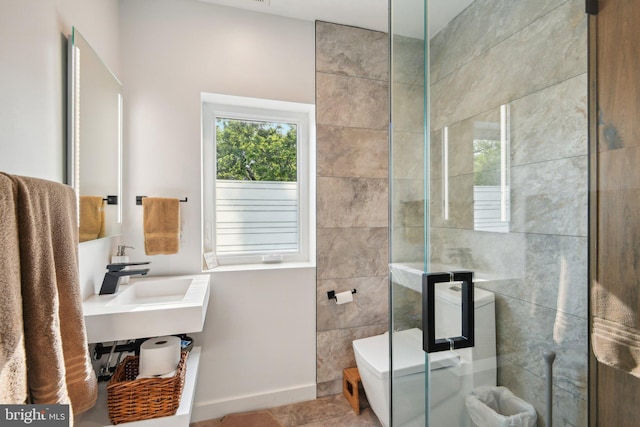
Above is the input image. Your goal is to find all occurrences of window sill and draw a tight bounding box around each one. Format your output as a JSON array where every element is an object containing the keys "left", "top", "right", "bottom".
[{"left": 203, "top": 261, "right": 316, "bottom": 274}]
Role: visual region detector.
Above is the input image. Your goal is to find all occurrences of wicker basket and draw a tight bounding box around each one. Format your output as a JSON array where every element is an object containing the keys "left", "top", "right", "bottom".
[{"left": 107, "top": 351, "right": 188, "bottom": 424}]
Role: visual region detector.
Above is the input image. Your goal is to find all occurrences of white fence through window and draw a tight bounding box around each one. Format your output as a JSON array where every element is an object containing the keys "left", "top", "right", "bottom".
[
  {"left": 215, "top": 180, "right": 299, "bottom": 254},
  {"left": 473, "top": 185, "right": 510, "bottom": 233}
]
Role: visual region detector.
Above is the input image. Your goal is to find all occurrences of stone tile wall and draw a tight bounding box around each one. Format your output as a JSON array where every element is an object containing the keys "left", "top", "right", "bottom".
[
  {"left": 315, "top": 21, "right": 390, "bottom": 396},
  {"left": 428, "top": 0, "right": 588, "bottom": 425}
]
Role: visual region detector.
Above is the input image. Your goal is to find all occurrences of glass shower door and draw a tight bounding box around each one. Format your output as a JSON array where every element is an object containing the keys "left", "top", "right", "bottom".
[
  {"left": 389, "top": 0, "right": 430, "bottom": 425},
  {"left": 390, "top": 0, "right": 589, "bottom": 426}
]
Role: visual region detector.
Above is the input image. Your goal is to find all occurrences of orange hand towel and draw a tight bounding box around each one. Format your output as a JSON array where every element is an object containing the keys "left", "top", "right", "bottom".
[
  {"left": 10, "top": 174, "right": 97, "bottom": 415},
  {"left": 143, "top": 197, "right": 180, "bottom": 255},
  {"left": 79, "top": 196, "right": 105, "bottom": 242}
]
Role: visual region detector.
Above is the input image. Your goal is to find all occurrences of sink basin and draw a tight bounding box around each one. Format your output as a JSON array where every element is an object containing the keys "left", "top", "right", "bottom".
[
  {"left": 83, "top": 275, "right": 210, "bottom": 343},
  {"left": 107, "top": 277, "right": 193, "bottom": 306}
]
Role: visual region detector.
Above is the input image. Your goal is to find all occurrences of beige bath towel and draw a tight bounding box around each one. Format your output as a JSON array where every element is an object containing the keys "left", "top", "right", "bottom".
[
  {"left": 592, "top": 280, "right": 640, "bottom": 378},
  {"left": 79, "top": 196, "right": 105, "bottom": 242},
  {"left": 10, "top": 174, "right": 97, "bottom": 414},
  {"left": 0, "top": 173, "right": 27, "bottom": 404},
  {"left": 142, "top": 197, "right": 180, "bottom": 255}
]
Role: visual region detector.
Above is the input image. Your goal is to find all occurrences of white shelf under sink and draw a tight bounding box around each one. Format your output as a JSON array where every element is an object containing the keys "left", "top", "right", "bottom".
[{"left": 76, "top": 346, "right": 201, "bottom": 427}]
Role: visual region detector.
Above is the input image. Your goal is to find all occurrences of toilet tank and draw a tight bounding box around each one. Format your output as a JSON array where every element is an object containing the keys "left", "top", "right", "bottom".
[{"left": 434, "top": 283, "right": 496, "bottom": 387}]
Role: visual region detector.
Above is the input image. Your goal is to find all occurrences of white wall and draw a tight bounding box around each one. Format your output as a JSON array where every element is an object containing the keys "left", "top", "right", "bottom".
[
  {"left": 119, "top": 0, "right": 317, "bottom": 420},
  {"left": 0, "top": 0, "right": 121, "bottom": 298},
  {"left": 0, "top": 0, "right": 120, "bottom": 181},
  {"left": 191, "top": 267, "right": 316, "bottom": 419}
]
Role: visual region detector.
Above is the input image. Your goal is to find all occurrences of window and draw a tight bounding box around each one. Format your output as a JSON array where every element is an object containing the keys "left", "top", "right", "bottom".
[{"left": 202, "top": 94, "right": 315, "bottom": 267}]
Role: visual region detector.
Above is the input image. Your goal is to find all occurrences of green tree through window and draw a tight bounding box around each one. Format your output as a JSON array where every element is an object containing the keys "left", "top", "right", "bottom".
[
  {"left": 473, "top": 139, "right": 501, "bottom": 186},
  {"left": 216, "top": 118, "right": 297, "bottom": 181}
]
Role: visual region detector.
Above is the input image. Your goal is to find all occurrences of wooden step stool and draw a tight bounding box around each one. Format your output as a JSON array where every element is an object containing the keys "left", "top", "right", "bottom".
[{"left": 343, "top": 367, "right": 362, "bottom": 414}]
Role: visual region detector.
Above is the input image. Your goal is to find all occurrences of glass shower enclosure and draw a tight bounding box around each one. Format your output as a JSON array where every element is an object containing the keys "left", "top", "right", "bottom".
[{"left": 389, "top": 0, "right": 589, "bottom": 425}]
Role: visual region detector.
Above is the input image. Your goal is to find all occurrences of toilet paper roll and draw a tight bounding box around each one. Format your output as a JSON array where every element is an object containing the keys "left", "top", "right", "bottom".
[
  {"left": 138, "top": 336, "right": 181, "bottom": 378},
  {"left": 335, "top": 290, "right": 353, "bottom": 305}
]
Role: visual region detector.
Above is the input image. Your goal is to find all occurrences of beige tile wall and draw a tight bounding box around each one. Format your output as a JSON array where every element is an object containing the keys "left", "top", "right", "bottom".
[
  {"left": 315, "top": 21, "right": 390, "bottom": 396},
  {"left": 428, "top": 1, "right": 588, "bottom": 425}
]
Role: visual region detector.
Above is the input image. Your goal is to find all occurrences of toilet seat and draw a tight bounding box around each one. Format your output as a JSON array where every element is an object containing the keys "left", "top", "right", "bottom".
[{"left": 352, "top": 328, "right": 460, "bottom": 380}]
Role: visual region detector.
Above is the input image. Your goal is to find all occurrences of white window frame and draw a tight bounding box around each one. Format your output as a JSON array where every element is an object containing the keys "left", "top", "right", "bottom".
[{"left": 201, "top": 93, "right": 315, "bottom": 268}]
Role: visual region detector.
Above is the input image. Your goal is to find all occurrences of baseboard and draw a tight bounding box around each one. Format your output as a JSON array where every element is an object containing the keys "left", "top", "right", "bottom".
[{"left": 191, "top": 383, "right": 317, "bottom": 422}]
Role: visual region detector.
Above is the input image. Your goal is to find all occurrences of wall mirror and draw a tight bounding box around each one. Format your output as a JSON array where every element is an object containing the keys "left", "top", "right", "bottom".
[{"left": 68, "top": 27, "right": 122, "bottom": 242}]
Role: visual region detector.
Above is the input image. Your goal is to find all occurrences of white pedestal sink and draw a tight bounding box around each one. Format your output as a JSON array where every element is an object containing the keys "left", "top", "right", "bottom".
[{"left": 82, "top": 275, "right": 210, "bottom": 343}]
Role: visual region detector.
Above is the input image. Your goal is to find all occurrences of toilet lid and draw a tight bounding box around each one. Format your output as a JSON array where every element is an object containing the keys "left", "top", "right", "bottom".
[{"left": 353, "top": 328, "right": 460, "bottom": 380}]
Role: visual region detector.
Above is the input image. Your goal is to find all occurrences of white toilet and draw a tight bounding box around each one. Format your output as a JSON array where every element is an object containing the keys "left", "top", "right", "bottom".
[{"left": 353, "top": 285, "right": 497, "bottom": 427}]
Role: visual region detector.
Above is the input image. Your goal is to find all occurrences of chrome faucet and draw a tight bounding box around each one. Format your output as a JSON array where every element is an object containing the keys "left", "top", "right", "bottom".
[{"left": 99, "top": 262, "right": 151, "bottom": 295}]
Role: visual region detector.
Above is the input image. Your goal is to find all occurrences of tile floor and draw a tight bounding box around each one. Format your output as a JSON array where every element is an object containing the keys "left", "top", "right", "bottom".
[{"left": 190, "top": 393, "right": 383, "bottom": 427}]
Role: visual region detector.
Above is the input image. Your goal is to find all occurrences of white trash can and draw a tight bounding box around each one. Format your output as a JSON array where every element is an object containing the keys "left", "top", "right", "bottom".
[{"left": 465, "top": 386, "right": 537, "bottom": 427}]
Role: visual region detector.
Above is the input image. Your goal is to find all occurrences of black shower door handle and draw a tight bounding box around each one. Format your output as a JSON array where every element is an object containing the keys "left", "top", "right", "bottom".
[{"left": 422, "top": 271, "right": 474, "bottom": 353}]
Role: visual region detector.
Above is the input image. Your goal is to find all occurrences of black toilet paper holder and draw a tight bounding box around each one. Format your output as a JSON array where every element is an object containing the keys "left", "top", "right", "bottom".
[{"left": 327, "top": 289, "right": 357, "bottom": 300}]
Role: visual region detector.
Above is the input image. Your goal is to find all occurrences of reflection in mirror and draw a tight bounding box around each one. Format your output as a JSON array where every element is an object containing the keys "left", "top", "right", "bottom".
[
  {"left": 68, "top": 27, "right": 122, "bottom": 242},
  {"left": 472, "top": 104, "right": 510, "bottom": 232}
]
